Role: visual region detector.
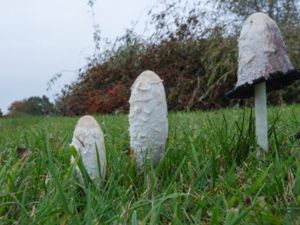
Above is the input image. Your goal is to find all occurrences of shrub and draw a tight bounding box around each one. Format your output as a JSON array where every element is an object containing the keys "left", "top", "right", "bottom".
[{"left": 56, "top": 0, "right": 300, "bottom": 115}]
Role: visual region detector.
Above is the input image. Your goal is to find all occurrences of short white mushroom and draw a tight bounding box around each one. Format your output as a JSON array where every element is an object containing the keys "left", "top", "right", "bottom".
[
  {"left": 71, "top": 115, "right": 106, "bottom": 182},
  {"left": 226, "top": 12, "right": 300, "bottom": 152},
  {"left": 129, "top": 70, "right": 168, "bottom": 168}
]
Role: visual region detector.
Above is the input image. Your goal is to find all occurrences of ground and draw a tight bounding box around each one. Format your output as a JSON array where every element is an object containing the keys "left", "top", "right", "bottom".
[{"left": 0, "top": 105, "right": 299, "bottom": 224}]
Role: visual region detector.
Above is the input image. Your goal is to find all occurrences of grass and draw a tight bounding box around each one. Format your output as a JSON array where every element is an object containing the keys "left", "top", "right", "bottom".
[{"left": 0, "top": 105, "right": 300, "bottom": 224}]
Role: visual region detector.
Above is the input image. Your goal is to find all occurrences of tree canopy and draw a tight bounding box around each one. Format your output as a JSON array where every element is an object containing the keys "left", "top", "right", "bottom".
[
  {"left": 216, "top": 0, "right": 300, "bottom": 25},
  {"left": 8, "top": 95, "right": 54, "bottom": 116}
]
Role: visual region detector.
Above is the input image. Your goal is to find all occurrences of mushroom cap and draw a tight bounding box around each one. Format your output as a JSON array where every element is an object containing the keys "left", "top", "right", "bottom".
[
  {"left": 71, "top": 115, "right": 106, "bottom": 182},
  {"left": 131, "top": 70, "right": 163, "bottom": 89},
  {"left": 129, "top": 70, "right": 168, "bottom": 168},
  {"left": 226, "top": 12, "right": 300, "bottom": 99}
]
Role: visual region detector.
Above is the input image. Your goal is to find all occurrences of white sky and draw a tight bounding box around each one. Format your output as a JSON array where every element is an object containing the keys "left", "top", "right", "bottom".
[{"left": 0, "top": 0, "right": 157, "bottom": 114}]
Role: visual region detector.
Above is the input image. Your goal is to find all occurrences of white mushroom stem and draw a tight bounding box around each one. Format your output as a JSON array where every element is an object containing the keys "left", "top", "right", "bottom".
[{"left": 255, "top": 82, "right": 268, "bottom": 151}]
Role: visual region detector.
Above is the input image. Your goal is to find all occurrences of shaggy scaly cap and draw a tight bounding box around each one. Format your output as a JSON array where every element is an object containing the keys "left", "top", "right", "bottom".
[
  {"left": 226, "top": 12, "right": 300, "bottom": 99},
  {"left": 71, "top": 115, "right": 106, "bottom": 182},
  {"left": 237, "top": 12, "right": 292, "bottom": 86},
  {"left": 129, "top": 70, "right": 168, "bottom": 168}
]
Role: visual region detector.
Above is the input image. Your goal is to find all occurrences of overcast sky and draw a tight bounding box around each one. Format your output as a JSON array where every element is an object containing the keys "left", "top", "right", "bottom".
[{"left": 0, "top": 0, "right": 157, "bottom": 114}]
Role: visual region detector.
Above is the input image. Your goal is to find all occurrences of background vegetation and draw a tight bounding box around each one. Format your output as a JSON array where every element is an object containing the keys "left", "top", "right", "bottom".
[
  {"left": 51, "top": 0, "right": 300, "bottom": 115},
  {"left": 7, "top": 96, "right": 54, "bottom": 116}
]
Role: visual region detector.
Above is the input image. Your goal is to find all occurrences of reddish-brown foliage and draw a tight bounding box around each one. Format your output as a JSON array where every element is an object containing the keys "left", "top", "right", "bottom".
[{"left": 56, "top": 0, "right": 300, "bottom": 115}]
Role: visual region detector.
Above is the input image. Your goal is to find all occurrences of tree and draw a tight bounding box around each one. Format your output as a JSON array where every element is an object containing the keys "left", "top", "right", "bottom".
[
  {"left": 8, "top": 101, "right": 27, "bottom": 116},
  {"left": 216, "top": 0, "right": 300, "bottom": 27},
  {"left": 0, "top": 109, "right": 3, "bottom": 117},
  {"left": 8, "top": 95, "right": 54, "bottom": 116},
  {"left": 26, "top": 96, "right": 54, "bottom": 115}
]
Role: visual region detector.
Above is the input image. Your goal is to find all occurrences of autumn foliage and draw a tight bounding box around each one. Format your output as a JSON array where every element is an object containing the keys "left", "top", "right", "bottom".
[{"left": 56, "top": 0, "right": 300, "bottom": 115}]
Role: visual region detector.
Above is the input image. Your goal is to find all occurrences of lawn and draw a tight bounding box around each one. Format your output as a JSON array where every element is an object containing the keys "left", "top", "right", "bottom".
[{"left": 0, "top": 105, "right": 299, "bottom": 224}]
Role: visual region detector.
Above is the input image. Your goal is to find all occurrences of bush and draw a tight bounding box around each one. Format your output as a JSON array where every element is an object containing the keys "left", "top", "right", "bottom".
[{"left": 55, "top": 0, "right": 300, "bottom": 115}]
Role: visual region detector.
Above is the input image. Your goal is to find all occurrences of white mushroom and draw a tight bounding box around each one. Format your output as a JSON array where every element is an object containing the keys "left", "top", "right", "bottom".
[
  {"left": 71, "top": 115, "right": 106, "bottom": 182},
  {"left": 226, "top": 12, "right": 300, "bottom": 153},
  {"left": 129, "top": 70, "right": 168, "bottom": 168},
  {"left": 237, "top": 13, "right": 292, "bottom": 87}
]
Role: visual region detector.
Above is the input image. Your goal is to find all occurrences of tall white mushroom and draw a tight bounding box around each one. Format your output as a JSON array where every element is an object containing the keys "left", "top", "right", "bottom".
[
  {"left": 71, "top": 115, "right": 106, "bottom": 182},
  {"left": 226, "top": 12, "right": 300, "bottom": 152},
  {"left": 129, "top": 70, "right": 168, "bottom": 168}
]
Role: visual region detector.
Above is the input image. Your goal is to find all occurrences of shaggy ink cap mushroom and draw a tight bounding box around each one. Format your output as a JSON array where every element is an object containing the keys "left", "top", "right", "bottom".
[
  {"left": 71, "top": 115, "right": 106, "bottom": 182},
  {"left": 226, "top": 12, "right": 300, "bottom": 99},
  {"left": 224, "top": 12, "right": 300, "bottom": 152},
  {"left": 129, "top": 70, "right": 168, "bottom": 169}
]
